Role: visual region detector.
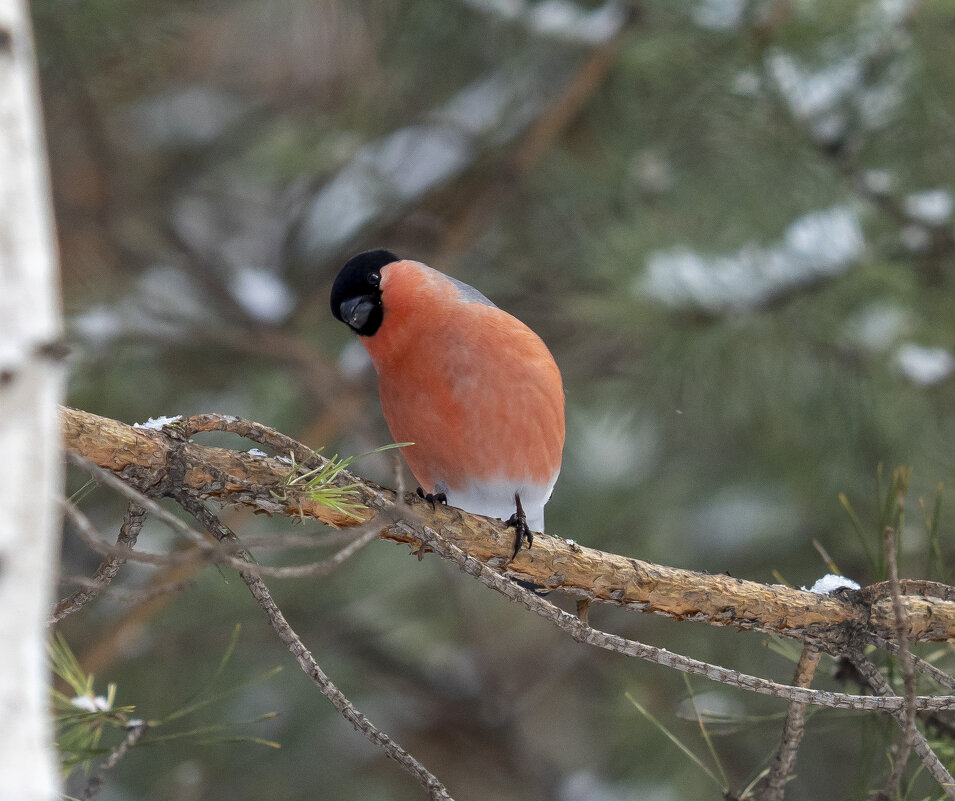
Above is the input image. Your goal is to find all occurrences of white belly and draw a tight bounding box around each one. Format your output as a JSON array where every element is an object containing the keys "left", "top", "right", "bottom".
[{"left": 439, "top": 474, "right": 558, "bottom": 531}]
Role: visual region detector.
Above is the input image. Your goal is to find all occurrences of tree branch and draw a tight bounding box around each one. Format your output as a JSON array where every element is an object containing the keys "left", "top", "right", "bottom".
[
  {"left": 756, "top": 646, "right": 821, "bottom": 801},
  {"left": 61, "top": 406, "right": 955, "bottom": 649},
  {"left": 52, "top": 501, "right": 146, "bottom": 623},
  {"left": 61, "top": 454, "right": 382, "bottom": 580},
  {"left": 177, "top": 495, "right": 454, "bottom": 801},
  {"left": 399, "top": 517, "right": 955, "bottom": 713},
  {"left": 874, "top": 525, "right": 918, "bottom": 800},
  {"left": 849, "top": 652, "right": 955, "bottom": 799},
  {"left": 80, "top": 721, "right": 146, "bottom": 801},
  {"left": 57, "top": 448, "right": 955, "bottom": 715},
  {"left": 58, "top": 405, "right": 955, "bottom": 799}
]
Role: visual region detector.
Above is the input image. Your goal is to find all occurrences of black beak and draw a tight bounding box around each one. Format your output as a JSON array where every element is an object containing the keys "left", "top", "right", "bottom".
[{"left": 339, "top": 295, "right": 377, "bottom": 331}]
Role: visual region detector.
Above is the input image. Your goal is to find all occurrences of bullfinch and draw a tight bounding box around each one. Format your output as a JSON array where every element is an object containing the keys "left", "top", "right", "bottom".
[{"left": 331, "top": 249, "right": 565, "bottom": 557}]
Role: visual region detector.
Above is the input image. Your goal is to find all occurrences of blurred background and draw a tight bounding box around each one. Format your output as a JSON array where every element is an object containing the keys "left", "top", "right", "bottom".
[{"left": 39, "top": 0, "right": 954, "bottom": 798}]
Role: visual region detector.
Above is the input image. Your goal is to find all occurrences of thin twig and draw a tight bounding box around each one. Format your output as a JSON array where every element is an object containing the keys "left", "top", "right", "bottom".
[
  {"left": 875, "top": 526, "right": 918, "bottom": 800},
  {"left": 178, "top": 495, "right": 454, "bottom": 801},
  {"left": 405, "top": 518, "right": 955, "bottom": 713},
  {"left": 867, "top": 634, "right": 955, "bottom": 693},
  {"left": 180, "top": 412, "right": 317, "bottom": 465},
  {"left": 51, "top": 502, "right": 147, "bottom": 623},
  {"left": 65, "top": 452, "right": 381, "bottom": 578},
  {"left": 60, "top": 499, "right": 190, "bottom": 562},
  {"left": 223, "top": 530, "right": 361, "bottom": 549},
  {"left": 59, "top": 500, "right": 207, "bottom": 568},
  {"left": 67, "top": 452, "right": 210, "bottom": 547},
  {"left": 850, "top": 652, "right": 955, "bottom": 799},
  {"left": 756, "top": 645, "right": 821, "bottom": 801},
  {"left": 58, "top": 408, "right": 955, "bottom": 801},
  {"left": 67, "top": 447, "right": 955, "bottom": 714},
  {"left": 64, "top": 513, "right": 377, "bottom": 578},
  {"left": 62, "top": 407, "right": 955, "bottom": 646},
  {"left": 58, "top": 575, "right": 197, "bottom": 606},
  {"left": 81, "top": 720, "right": 147, "bottom": 800}
]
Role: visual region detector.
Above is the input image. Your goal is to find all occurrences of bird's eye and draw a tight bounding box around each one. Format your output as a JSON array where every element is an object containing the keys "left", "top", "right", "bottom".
[{"left": 368, "top": 271, "right": 380, "bottom": 286}]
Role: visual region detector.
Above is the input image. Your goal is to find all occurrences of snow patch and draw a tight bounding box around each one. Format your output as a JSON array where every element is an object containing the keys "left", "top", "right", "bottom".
[
  {"left": 120, "top": 86, "right": 246, "bottom": 149},
  {"left": 903, "top": 189, "right": 953, "bottom": 225},
  {"left": 461, "top": 0, "right": 626, "bottom": 43},
  {"left": 803, "top": 574, "right": 861, "bottom": 594},
  {"left": 640, "top": 205, "right": 864, "bottom": 312},
  {"left": 895, "top": 344, "right": 955, "bottom": 386},
  {"left": 841, "top": 301, "right": 909, "bottom": 352},
  {"left": 134, "top": 415, "right": 183, "bottom": 430},
  {"left": 70, "top": 695, "right": 111, "bottom": 713},
  {"left": 528, "top": 0, "right": 627, "bottom": 43},
  {"left": 767, "top": 49, "right": 863, "bottom": 121},
  {"left": 764, "top": 8, "right": 912, "bottom": 145},
  {"left": 693, "top": 0, "right": 745, "bottom": 31},
  {"left": 229, "top": 267, "right": 295, "bottom": 324}
]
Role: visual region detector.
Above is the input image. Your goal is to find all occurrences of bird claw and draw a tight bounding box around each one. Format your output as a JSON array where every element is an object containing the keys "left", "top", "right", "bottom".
[
  {"left": 416, "top": 487, "right": 447, "bottom": 509},
  {"left": 505, "top": 492, "right": 532, "bottom": 560}
]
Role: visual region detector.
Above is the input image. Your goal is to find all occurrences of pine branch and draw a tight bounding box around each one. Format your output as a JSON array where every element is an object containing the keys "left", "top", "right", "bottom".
[
  {"left": 756, "top": 646, "right": 821, "bottom": 801},
  {"left": 51, "top": 502, "right": 146, "bottom": 623},
  {"left": 61, "top": 406, "right": 955, "bottom": 649},
  {"left": 176, "top": 495, "right": 454, "bottom": 801},
  {"left": 58, "top": 405, "right": 955, "bottom": 799}
]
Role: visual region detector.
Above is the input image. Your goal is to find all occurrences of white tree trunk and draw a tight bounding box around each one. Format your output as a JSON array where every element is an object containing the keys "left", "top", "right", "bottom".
[{"left": 0, "top": 0, "right": 65, "bottom": 798}]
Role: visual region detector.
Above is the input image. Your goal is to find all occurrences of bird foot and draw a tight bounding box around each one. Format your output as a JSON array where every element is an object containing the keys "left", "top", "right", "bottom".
[
  {"left": 505, "top": 492, "right": 533, "bottom": 560},
  {"left": 416, "top": 487, "right": 447, "bottom": 509}
]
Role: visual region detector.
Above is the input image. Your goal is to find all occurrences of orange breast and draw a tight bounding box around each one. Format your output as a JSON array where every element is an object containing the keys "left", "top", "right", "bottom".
[{"left": 360, "top": 261, "right": 565, "bottom": 494}]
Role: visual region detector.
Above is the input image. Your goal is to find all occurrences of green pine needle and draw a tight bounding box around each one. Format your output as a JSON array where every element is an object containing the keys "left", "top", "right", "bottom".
[
  {"left": 681, "top": 674, "right": 730, "bottom": 788},
  {"left": 49, "top": 634, "right": 135, "bottom": 775},
  {"left": 270, "top": 442, "right": 412, "bottom": 519},
  {"left": 625, "top": 691, "right": 727, "bottom": 793},
  {"left": 839, "top": 492, "right": 876, "bottom": 573},
  {"left": 921, "top": 482, "right": 945, "bottom": 581},
  {"left": 50, "top": 627, "right": 283, "bottom": 778}
]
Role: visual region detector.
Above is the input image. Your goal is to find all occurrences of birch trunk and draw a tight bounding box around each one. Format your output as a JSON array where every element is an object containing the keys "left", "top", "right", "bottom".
[{"left": 0, "top": 0, "right": 65, "bottom": 798}]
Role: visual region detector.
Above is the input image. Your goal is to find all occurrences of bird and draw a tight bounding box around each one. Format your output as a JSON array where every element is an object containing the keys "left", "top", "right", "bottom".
[{"left": 331, "top": 249, "right": 564, "bottom": 558}]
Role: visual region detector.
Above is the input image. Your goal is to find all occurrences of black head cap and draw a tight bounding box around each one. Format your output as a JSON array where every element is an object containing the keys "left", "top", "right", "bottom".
[{"left": 330, "top": 249, "right": 399, "bottom": 336}]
